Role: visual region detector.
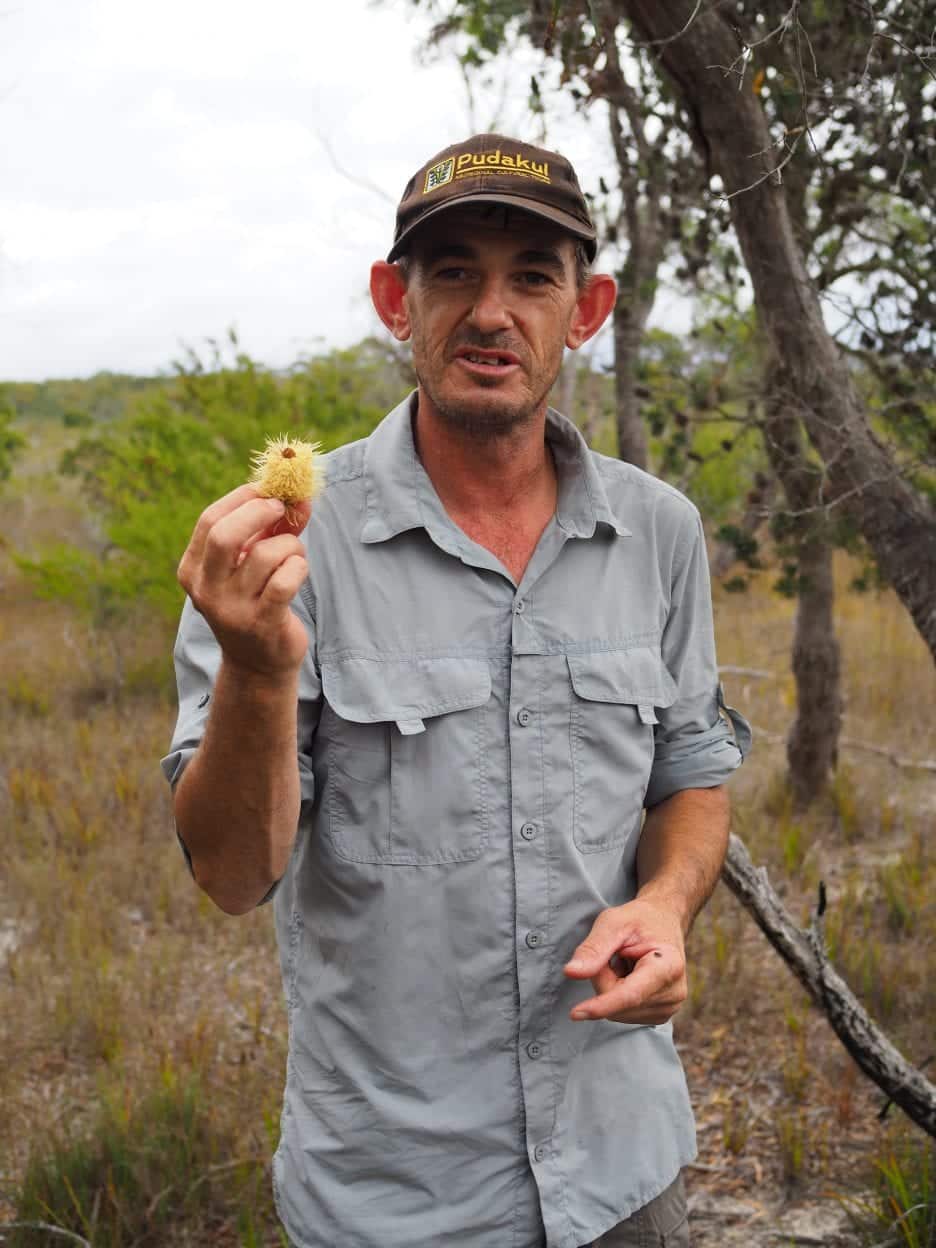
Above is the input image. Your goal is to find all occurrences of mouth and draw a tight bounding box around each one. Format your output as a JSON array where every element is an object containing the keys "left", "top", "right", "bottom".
[{"left": 453, "top": 347, "right": 522, "bottom": 379}]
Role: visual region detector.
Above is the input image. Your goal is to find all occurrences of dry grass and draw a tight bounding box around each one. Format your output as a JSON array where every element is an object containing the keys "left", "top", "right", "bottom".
[{"left": 1, "top": 474, "right": 934, "bottom": 1243}]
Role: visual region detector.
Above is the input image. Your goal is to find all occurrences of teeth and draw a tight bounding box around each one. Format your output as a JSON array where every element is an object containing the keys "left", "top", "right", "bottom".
[{"left": 465, "top": 354, "right": 510, "bottom": 365}]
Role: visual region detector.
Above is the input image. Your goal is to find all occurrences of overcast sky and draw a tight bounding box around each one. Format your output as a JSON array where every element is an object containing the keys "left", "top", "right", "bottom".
[{"left": 1, "top": 0, "right": 642, "bottom": 381}]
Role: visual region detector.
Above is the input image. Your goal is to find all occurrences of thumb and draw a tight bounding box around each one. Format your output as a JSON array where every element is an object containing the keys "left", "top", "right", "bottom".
[{"left": 564, "top": 912, "right": 633, "bottom": 978}]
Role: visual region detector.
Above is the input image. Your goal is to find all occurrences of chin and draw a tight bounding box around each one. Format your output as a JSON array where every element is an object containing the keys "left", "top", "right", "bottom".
[{"left": 427, "top": 380, "right": 543, "bottom": 439}]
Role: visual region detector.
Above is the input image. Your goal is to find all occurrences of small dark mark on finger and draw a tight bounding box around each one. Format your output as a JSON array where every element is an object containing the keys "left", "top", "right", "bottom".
[{"left": 653, "top": 951, "right": 663, "bottom": 958}]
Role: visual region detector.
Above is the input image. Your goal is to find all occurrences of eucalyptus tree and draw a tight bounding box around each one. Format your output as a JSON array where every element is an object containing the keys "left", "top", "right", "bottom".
[{"left": 404, "top": 0, "right": 936, "bottom": 820}]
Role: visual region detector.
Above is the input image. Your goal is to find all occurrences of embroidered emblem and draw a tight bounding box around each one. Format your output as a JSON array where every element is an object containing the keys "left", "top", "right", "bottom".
[{"left": 424, "top": 157, "right": 455, "bottom": 193}]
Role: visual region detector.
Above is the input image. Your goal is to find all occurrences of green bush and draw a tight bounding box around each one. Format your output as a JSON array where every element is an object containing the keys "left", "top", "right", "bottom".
[{"left": 15, "top": 337, "right": 406, "bottom": 626}]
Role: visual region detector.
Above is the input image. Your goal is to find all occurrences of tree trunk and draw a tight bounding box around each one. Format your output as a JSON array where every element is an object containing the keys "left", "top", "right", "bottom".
[
  {"left": 787, "top": 532, "right": 841, "bottom": 808},
  {"left": 612, "top": 294, "right": 651, "bottom": 468},
  {"left": 763, "top": 368, "right": 842, "bottom": 808},
  {"left": 618, "top": 0, "right": 936, "bottom": 664}
]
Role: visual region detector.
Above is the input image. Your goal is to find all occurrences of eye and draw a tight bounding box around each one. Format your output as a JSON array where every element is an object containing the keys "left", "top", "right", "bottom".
[
  {"left": 435, "top": 266, "right": 471, "bottom": 282},
  {"left": 518, "top": 271, "right": 552, "bottom": 287}
]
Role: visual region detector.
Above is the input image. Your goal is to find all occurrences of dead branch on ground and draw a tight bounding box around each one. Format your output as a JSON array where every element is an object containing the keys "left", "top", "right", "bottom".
[{"left": 722, "top": 834, "right": 936, "bottom": 1138}]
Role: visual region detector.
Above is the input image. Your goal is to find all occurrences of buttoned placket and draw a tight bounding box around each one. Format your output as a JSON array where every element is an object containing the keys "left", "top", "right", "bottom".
[
  {"left": 507, "top": 518, "right": 577, "bottom": 1212},
  {"left": 398, "top": 415, "right": 601, "bottom": 1244},
  {"left": 418, "top": 499, "right": 576, "bottom": 1212}
]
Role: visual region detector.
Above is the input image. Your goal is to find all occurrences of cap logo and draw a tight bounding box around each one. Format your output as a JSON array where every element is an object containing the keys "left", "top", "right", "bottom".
[
  {"left": 423, "top": 157, "right": 455, "bottom": 194},
  {"left": 455, "top": 149, "right": 551, "bottom": 183}
]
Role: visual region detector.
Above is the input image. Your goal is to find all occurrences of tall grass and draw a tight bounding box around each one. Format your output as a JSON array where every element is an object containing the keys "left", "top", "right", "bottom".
[{"left": 1, "top": 424, "right": 935, "bottom": 1243}]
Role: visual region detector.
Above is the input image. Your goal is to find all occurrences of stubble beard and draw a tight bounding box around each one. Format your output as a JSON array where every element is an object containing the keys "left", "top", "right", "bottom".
[{"left": 416, "top": 344, "right": 561, "bottom": 441}]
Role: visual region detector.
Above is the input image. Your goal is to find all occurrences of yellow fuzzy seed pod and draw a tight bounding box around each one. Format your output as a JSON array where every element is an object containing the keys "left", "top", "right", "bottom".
[{"left": 249, "top": 434, "right": 324, "bottom": 521}]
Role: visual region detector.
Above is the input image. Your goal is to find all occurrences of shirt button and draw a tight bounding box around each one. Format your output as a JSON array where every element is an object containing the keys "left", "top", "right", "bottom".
[
  {"left": 514, "top": 599, "right": 526, "bottom": 614},
  {"left": 534, "top": 1144, "right": 548, "bottom": 1163},
  {"left": 520, "top": 822, "right": 538, "bottom": 841},
  {"left": 516, "top": 708, "right": 532, "bottom": 727},
  {"left": 525, "top": 931, "right": 544, "bottom": 949},
  {"left": 526, "top": 1041, "right": 543, "bottom": 1060}
]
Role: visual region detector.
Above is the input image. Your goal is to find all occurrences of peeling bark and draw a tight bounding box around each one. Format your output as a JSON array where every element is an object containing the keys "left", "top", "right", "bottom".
[{"left": 723, "top": 834, "right": 936, "bottom": 1139}]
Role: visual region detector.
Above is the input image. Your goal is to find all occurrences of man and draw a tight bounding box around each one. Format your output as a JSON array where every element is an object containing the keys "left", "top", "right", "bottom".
[{"left": 162, "top": 134, "right": 750, "bottom": 1248}]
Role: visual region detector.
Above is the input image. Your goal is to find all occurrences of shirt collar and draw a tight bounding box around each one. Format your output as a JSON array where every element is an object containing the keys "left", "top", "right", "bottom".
[{"left": 361, "top": 391, "right": 631, "bottom": 545}]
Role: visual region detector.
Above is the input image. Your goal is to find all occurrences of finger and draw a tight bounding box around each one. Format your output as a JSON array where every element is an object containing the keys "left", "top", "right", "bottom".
[
  {"left": 239, "top": 498, "right": 314, "bottom": 562},
  {"left": 589, "top": 964, "right": 619, "bottom": 997},
  {"left": 571, "top": 950, "right": 680, "bottom": 1021},
  {"left": 237, "top": 534, "right": 307, "bottom": 597},
  {"left": 186, "top": 484, "right": 266, "bottom": 563},
  {"left": 564, "top": 910, "right": 637, "bottom": 979},
  {"left": 257, "top": 554, "right": 309, "bottom": 609},
  {"left": 202, "top": 498, "right": 287, "bottom": 580}
]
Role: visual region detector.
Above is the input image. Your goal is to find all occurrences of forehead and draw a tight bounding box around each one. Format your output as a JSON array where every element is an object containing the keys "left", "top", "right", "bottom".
[{"left": 406, "top": 204, "right": 577, "bottom": 264}]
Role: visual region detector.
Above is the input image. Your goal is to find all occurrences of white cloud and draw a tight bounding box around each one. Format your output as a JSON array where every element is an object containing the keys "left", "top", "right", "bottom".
[
  {"left": 0, "top": 0, "right": 689, "bottom": 381},
  {"left": 0, "top": 0, "right": 476, "bottom": 378}
]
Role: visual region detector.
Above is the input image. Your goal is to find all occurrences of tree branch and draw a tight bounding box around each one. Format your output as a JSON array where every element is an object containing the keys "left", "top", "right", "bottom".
[
  {"left": 0, "top": 1225, "right": 92, "bottom": 1246},
  {"left": 722, "top": 834, "right": 936, "bottom": 1138}
]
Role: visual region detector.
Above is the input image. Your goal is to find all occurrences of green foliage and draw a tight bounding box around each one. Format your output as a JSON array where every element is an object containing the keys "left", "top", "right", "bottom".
[
  {"left": 2, "top": 372, "right": 165, "bottom": 426},
  {"left": 15, "top": 337, "right": 406, "bottom": 625},
  {"left": 10, "top": 1069, "right": 274, "bottom": 1247},
  {"left": 716, "top": 523, "right": 762, "bottom": 570},
  {"left": 0, "top": 392, "right": 26, "bottom": 482},
  {"left": 840, "top": 1136, "right": 935, "bottom": 1248},
  {"left": 62, "top": 408, "right": 94, "bottom": 429}
]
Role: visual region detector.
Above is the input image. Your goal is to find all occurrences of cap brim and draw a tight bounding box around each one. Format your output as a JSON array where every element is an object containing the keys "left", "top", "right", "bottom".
[{"left": 387, "top": 192, "right": 597, "bottom": 263}]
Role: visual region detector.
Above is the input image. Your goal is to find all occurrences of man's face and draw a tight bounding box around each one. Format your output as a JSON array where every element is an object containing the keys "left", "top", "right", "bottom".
[{"left": 400, "top": 206, "right": 583, "bottom": 437}]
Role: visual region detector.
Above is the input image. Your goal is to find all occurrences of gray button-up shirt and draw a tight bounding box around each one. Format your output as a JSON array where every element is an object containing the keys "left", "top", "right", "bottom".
[{"left": 162, "top": 394, "right": 750, "bottom": 1248}]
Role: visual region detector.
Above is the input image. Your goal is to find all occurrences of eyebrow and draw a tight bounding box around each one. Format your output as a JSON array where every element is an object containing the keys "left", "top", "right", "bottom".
[
  {"left": 421, "top": 242, "right": 568, "bottom": 274},
  {"left": 515, "top": 248, "right": 566, "bottom": 275}
]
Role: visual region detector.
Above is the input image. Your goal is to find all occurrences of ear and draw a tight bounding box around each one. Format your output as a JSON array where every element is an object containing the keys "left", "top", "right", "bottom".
[
  {"left": 565, "top": 273, "right": 617, "bottom": 350},
  {"left": 370, "top": 261, "right": 412, "bottom": 341}
]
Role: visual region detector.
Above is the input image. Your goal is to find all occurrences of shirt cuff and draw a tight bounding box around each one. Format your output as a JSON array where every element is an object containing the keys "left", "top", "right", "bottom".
[{"left": 645, "top": 690, "right": 752, "bottom": 809}]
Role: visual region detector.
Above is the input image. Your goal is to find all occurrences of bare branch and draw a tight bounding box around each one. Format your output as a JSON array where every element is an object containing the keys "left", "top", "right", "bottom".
[
  {"left": 747, "top": 722, "right": 936, "bottom": 772},
  {"left": 310, "top": 127, "right": 395, "bottom": 206},
  {"left": 867, "top": 30, "right": 936, "bottom": 86},
  {"left": 631, "top": 0, "right": 705, "bottom": 50},
  {"left": 718, "top": 665, "right": 776, "bottom": 678},
  {"left": 0, "top": 1224, "right": 92, "bottom": 1246},
  {"left": 715, "top": 134, "right": 802, "bottom": 201},
  {"left": 722, "top": 834, "right": 936, "bottom": 1137}
]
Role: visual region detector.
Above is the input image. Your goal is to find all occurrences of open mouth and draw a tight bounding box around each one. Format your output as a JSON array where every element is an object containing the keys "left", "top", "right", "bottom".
[{"left": 454, "top": 348, "right": 521, "bottom": 377}]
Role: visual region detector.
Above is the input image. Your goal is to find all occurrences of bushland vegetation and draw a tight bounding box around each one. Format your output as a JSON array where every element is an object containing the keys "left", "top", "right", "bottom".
[{"left": 0, "top": 329, "right": 933, "bottom": 1245}]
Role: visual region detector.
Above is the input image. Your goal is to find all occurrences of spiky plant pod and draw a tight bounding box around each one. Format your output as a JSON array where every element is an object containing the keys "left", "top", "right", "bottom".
[{"left": 249, "top": 435, "right": 323, "bottom": 523}]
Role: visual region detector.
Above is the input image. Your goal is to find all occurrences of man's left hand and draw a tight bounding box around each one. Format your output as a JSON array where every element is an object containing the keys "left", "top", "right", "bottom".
[{"left": 562, "top": 898, "right": 688, "bottom": 1025}]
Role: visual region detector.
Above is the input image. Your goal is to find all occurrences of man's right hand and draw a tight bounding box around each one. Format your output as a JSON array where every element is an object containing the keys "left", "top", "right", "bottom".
[{"left": 177, "top": 484, "right": 313, "bottom": 682}]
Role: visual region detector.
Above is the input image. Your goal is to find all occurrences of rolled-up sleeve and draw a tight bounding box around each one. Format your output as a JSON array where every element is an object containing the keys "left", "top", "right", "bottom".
[
  {"left": 645, "top": 509, "right": 752, "bottom": 809},
  {"left": 159, "top": 584, "right": 323, "bottom": 891}
]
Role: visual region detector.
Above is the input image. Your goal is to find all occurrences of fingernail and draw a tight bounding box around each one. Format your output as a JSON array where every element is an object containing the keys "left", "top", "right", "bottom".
[
  {"left": 571, "top": 1010, "right": 589, "bottom": 1021},
  {"left": 566, "top": 958, "right": 585, "bottom": 972},
  {"left": 269, "top": 499, "right": 286, "bottom": 513}
]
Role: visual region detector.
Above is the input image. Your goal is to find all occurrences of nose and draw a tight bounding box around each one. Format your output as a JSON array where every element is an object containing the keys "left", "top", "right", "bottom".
[{"left": 467, "top": 277, "right": 513, "bottom": 334}]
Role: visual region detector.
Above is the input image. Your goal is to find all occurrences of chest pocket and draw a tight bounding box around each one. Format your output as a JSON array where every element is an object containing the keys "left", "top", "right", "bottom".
[
  {"left": 568, "top": 647, "right": 678, "bottom": 853},
  {"left": 320, "top": 656, "right": 491, "bottom": 865}
]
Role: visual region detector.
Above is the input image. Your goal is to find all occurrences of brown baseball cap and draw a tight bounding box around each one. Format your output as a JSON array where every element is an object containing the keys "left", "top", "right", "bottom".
[{"left": 387, "top": 133, "right": 598, "bottom": 263}]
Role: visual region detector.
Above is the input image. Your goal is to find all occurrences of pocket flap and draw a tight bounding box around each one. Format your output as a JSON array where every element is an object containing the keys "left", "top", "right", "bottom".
[
  {"left": 568, "top": 648, "right": 678, "bottom": 724},
  {"left": 322, "top": 656, "right": 492, "bottom": 732}
]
